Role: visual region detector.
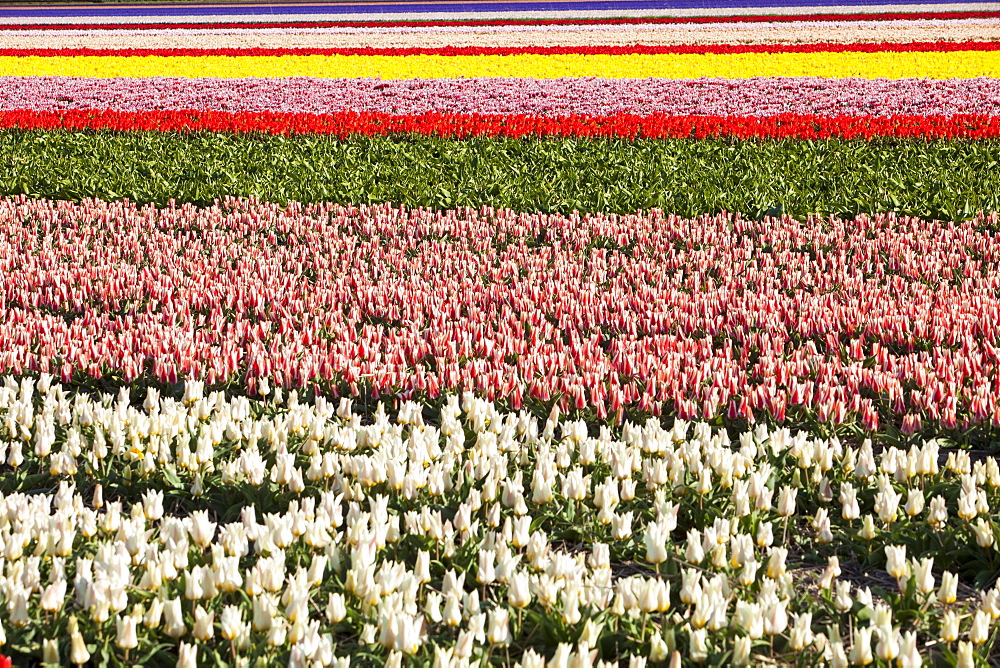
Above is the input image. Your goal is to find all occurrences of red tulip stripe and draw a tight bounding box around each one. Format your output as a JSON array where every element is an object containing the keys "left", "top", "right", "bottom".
[
  {"left": 5, "top": 41, "right": 1000, "bottom": 57},
  {"left": 2, "top": 107, "right": 1000, "bottom": 140},
  {"left": 2, "top": 11, "right": 999, "bottom": 30}
]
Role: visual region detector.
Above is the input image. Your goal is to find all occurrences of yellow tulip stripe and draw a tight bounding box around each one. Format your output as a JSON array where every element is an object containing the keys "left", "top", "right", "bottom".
[{"left": 4, "top": 50, "right": 1000, "bottom": 79}]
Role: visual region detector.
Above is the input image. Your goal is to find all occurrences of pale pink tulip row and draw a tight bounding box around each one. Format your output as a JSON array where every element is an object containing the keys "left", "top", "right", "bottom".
[
  {"left": 2, "top": 197, "right": 999, "bottom": 431},
  {"left": 6, "top": 17, "right": 1000, "bottom": 36},
  {"left": 5, "top": 75, "right": 1000, "bottom": 118}
]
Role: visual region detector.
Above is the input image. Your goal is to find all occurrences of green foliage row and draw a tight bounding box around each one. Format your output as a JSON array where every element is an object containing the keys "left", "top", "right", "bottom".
[{"left": 4, "top": 130, "right": 1000, "bottom": 219}]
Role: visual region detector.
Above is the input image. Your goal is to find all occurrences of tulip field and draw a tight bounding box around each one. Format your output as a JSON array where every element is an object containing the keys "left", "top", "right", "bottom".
[{"left": 5, "top": 1, "right": 1000, "bottom": 667}]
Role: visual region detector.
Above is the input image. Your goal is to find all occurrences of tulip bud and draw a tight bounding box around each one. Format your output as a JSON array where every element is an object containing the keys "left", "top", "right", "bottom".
[
  {"left": 973, "top": 519, "right": 995, "bottom": 548},
  {"left": 776, "top": 486, "right": 797, "bottom": 517},
  {"left": 875, "top": 626, "right": 899, "bottom": 661},
  {"left": 885, "top": 545, "right": 908, "bottom": 580},
  {"left": 42, "top": 638, "right": 59, "bottom": 666},
  {"left": 649, "top": 634, "right": 669, "bottom": 663},
  {"left": 69, "top": 629, "right": 90, "bottom": 666},
  {"left": 818, "top": 556, "right": 841, "bottom": 590},
  {"left": 956, "top": 641, "right": 975, "bottom": 668},
  {"left": 940, "top": 610, "right": 959, "bottom": 643},
  {"left": 788, "top": 612, "right": 813, "bottom": 650},
  {"left": 688, "top": 628, "right": 708, "bottom": 663},
  {"left": 904, "top": 489, "right": 924, "bottom": 517},
  {"left": 193, "top": 605, "right": 215, "bottom": 642},
  {"left": 909, "top": 556, "right": 934, "bottom": 595},
  {"left": 834, "top": 581, "right": 853, "bottom": 613},
  {"left": 163, "top": 597, "right": 186, "bottom": 638},
  {"left": 115, "top": 613, "right": 138, "bottom": 651},
  {"left": 178, "top": 642, "right": 198, "bottom": 668},
  {"left": 849, "top": 627, "right": 873, "bottom": 665},
  {"left": 645, "top": 521, "right": 669, "bottom": 565},
  {"left": 508, "top": 571, "right": 531, "bottom": 609},
  {"left": 970, "top": 610, "right": 991, "bottom": 644},
  {"left": 939, "top": 571, "right": 958, "bottom": 605},
  {"left": 763, "top": 599, "right": 788, "bottom": 636},
  {"left": 766, "top": 547, "right": 787, "bottom": 579},
  {"left": 326, "top": 592, "right": 347, "bottom": 623},
  {"left": 859, "top": 515, "right": 877, "bottom": 540},
  {"left": 487, "top": 608, "right": 510, "bottom": 646},
  {"left": 732, "top": 635, "right": 751, "bottom": 666},
  {"left": 756, "top": 522, "right": 773, "bottom": 549}
]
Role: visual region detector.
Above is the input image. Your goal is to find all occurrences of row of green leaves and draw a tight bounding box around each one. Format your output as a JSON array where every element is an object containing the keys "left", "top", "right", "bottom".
[{"left": 4, "top": 130, "right": 1000, "bottom": 220}]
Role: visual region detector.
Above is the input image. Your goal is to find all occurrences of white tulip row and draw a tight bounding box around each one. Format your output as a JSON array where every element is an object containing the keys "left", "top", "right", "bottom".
[{"left": 0, "top": 374, "right": 996, "bottom": 666}]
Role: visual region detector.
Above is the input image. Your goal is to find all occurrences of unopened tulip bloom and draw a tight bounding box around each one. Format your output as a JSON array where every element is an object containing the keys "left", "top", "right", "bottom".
[
  {"left": 580, "top": 619, "right": 604, "bottom": 648},
  {"left": 178, "top": 641, "right": 198, "bottom": 668},
  {"left": 43, "top": 638, "right": 59, "bottom": 665},
  {"left": 645, "top": 521, "right": 669, "bottom": 565},
  {"left": 732, "top": 636, "right": 751, "bottom": 666},
  {"left": 840, "top": 484, "right": 860, "bottom": 521},
  {"left": 734, "top": 601, "right": 763, "bottom": 639},
  {"left": 326, "top": 593, "right": 347, "bottom": 624},
  {"left": 193, "top": 605, "right": 215, "bottom": 641},
  {"left": 689, "top": 628, "right": 709, "bottom": 663},
  {"left": 887, "top": 631, "right": 917, "bottom": 668},
  {"left": 756, "top": 522, "right": 774, "bottom": 549},
  {"left": 859, "top": 515, "right": 877, "bottom": 540},
  {"left": 834, "top": 581, "right": 853, "bottom": 613},
  {"left": 70, "top": 629, "right": 90, "bottom": 666},
  {"left": 777, "top": 486, "right": 797, "bottom": 517},
  {"left": 875, "top": 626, "right": 899, "bottom": 661},
  {"left": 956, "top": 641, "right": 974, "bottom": 668},
  {"left": 116, "top": 612, "right": 138, "bottom": 652},
  {"left": 680, "top": 569, "right": 702, "bottom": 605},
  {"left": 981, "top": 588, "right": 1000, "bottom": 618},
  {"left": 927, "top": 495, "right": 948, "bottom": 530},
  {"left": 763, "top": 599, "right": 788, "bottom": 636},
  {"left": 885, "top": 546, "right": 908, "bottom": 580},
  {"left": 830, "top": 639, "right": 849, "bottom": 668},
  {"left": 221, "top": 605, "right": 243, "bottom": 641},
  {"left": 849, "top": 627, "right": 873, "bottom": 665},
  {"left": 766, "top": 547, "right": 787, "bottom": 579},
  {"left": 904, "top": 489, "right": 924, "bottom": 517},
  {"left": 912, "top": 557, "right": 935, "bottom": 595},
  {"left": 162, "top": 597, "right": 186, "bottom": 638},
  {"left": 508, "top": 572, "right": 531, "bottom": 608},
  {"left": 685, "top": 529, "right": 705, "bottom": 563},
  {"left": 487, "top": 608, "right": 510, "bottom": 646},
  {"left": 939, "top": 572, "right": 958, "bottom": 605},
  {"left": 970, "top": 610, "right": 991, "bottom": 644},
  {"left": 973, "top": 519, "right": 995, "bottom": 548},
  {"left": 940, "top": 610, "right": 959, "bottom": 643},
  {"left": 649, "top": 634, "right": 669, "bottom": 663},
  {"left": 819, "top": 556, "right": 841, "bottom": 590}
]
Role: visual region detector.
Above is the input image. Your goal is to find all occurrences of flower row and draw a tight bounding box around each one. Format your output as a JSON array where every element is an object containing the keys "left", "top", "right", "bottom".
[
  {"left": 8, "top": 21, "right": 1000, "bottom": 52},
  {"left": 3, "top": 50, "right": 1000, "bottom": 79},
  {"left": 6, "top": 40, "right": 1000, "bottom": 57},
  {"left": 8, "top": 75, "right": 1000, "bottom": 120},
  {"left": 2, "top": 198, "right": 1000, "bottom": 436},
  {"left": 3, "top": 107, "right": 1000, "bottom": 140},
  {"left": 0, "top": 376, "right": 997, "bottom": 666},
  {"left": 6, "top": 10, "right": 1000, "bottom": 31}
]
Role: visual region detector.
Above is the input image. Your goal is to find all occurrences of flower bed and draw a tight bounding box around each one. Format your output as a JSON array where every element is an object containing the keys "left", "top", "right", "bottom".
[{"left": 1, "top": 2, "right": 1000, "bottom": 666}]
